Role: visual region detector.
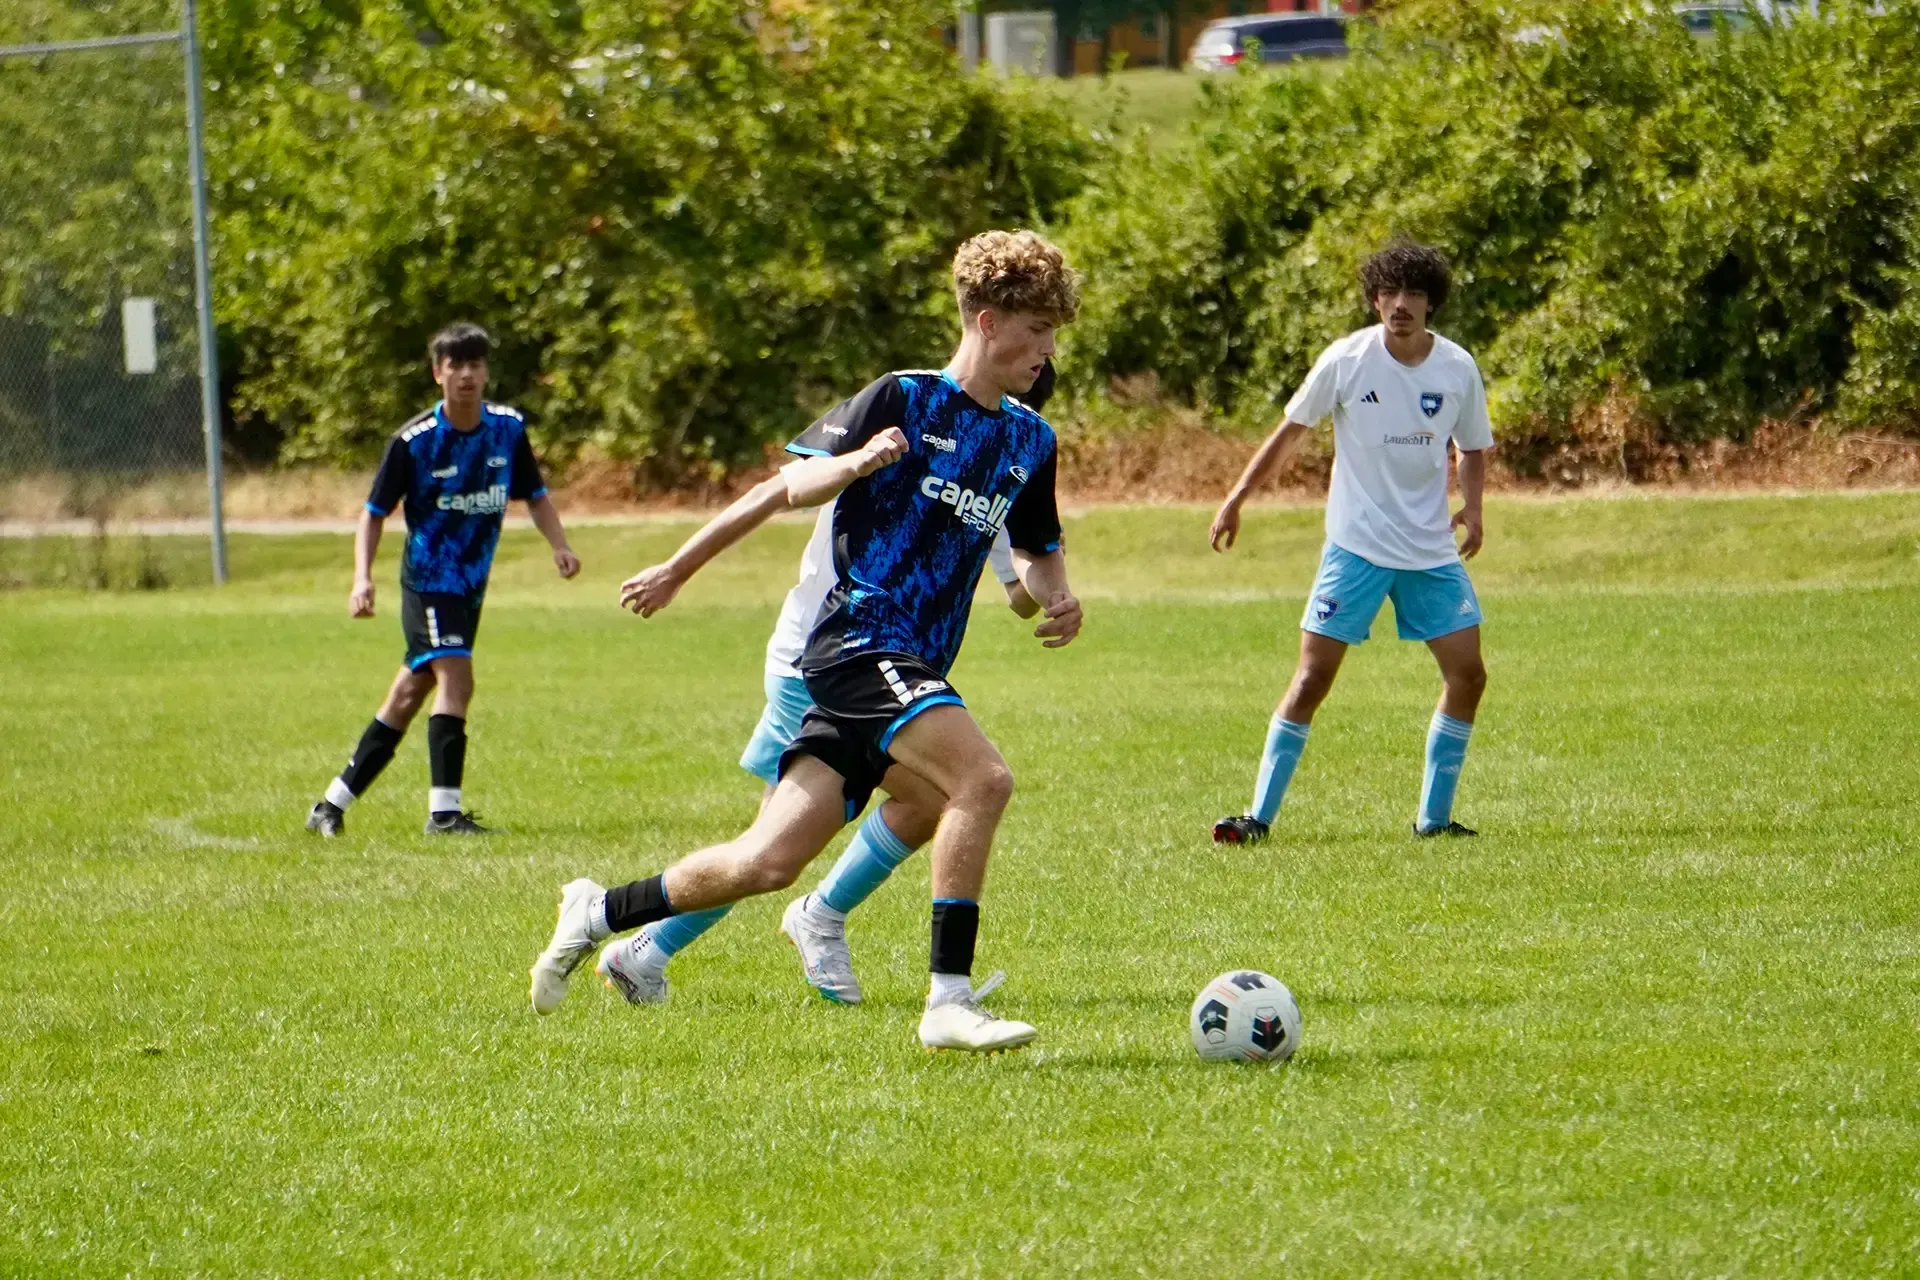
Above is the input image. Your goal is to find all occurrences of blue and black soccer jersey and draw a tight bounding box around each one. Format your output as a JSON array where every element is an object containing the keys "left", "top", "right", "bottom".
[
  {"left": 788, "top": 370, "right": 1062, "bottom": 677},
  {"left": 366, "top": 402, "right": 546, "bottom": 597}
]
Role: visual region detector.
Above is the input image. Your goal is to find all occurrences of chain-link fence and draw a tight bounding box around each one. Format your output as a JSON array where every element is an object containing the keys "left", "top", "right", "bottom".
[{"left": 0, "top": 20, "right": 219, "bottom": 589}]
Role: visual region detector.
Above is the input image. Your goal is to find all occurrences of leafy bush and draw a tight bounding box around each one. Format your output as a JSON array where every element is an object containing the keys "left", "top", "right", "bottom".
[
  {"left": 1060, "top": 0, "right": 1920, "bottom": 442},
  {"left": 206, "top": 0, "right": 1095, "bottom": 473}
]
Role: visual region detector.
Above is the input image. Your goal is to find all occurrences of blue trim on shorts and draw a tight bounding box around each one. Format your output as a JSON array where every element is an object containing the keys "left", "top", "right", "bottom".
[
  {"left": 529, "top": 487, "right": 548, "bottom": 501},
  {"left": 407, "top": 646, "right": 473, "bottom": 670},
  {"left": 878, "top": 693, "right": 965, "bottom": 753},
  {"left": 365, "top": 502, "right": 390, "bottom": 517}
]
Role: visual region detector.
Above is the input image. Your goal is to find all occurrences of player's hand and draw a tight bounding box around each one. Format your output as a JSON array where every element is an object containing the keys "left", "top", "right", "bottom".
[
  {"left": 1209, "top": 497, "right": 1243, "bottom": 552},
  {"left": 349, "top": 580, "right": 376, "bottom": 618},
  {"left": 1034, "top": 590, "right": 1082, "bottom": 648},
  {"left": 1451, "top": 506, "right": 1484, "bottom": 560},
  {"left": 852, "top": 427, "right": 909, "bottom": 477},
  {"left": 619, "top": 563, "right": 684, "bottom": 617},
  {"left": 553, "top": 546, "right": 581, "bottom": 579}
]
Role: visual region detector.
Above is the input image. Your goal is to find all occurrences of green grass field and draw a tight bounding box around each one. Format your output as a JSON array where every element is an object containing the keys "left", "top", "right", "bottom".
[{"left": 4, "top": 494, "right": 1919, "bottom": 1276}]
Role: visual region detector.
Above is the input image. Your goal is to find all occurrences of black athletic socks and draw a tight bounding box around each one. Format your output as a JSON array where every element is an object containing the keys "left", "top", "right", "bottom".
[
  {"left": 930, "top": 899, "right": 980, "bottom": 976},
  {"left": 604, "top": 876, "right": 675, "bottom": 934},
  {"left": 427, "top": 714, "right": 467, "bottom": 815},
  {"left": 339, "top": 718, "right": 405, "bottom": 796}
]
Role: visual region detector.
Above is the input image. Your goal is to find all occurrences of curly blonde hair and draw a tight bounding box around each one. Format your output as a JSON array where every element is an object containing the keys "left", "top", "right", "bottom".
[{"left": 952, "top": 230, "right": 1080, "bottom": 326}]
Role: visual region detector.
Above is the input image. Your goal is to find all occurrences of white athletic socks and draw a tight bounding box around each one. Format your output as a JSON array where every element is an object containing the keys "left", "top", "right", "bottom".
[
  {"left": 803, "top": 895, "right": 849, "bottom": 927},
  {"left": 428, "top": 787, "right": 462, "bottom": 816},
  {"left": 324, "top": 778, "right": 357, "bottom": 811},
  {"left": 588, "top": 892, "right": 611, "bottom": 941},
  {"left": 928, "top": 972, "right": 973, "bottom": 1007}
]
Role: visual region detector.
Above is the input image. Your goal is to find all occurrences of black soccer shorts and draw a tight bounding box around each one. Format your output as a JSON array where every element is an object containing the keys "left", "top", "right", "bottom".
[
  {"left": 401, "top": 587, "right": 484, "bottom": 670},
  {"left": 780, "top": 652, "right": 967, "bottom": 821}
]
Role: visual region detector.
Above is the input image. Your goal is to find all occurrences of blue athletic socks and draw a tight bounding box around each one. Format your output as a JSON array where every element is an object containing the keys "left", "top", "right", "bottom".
[
  {"left": 1252, "top": 716, "right": 1312, "bottom": 825},
  {"left": 818, "top": 809, "right": 917, "bottom": 914},
  {"left": 1418, "top": 712, "right": 1474, "bottom": 833},
  {"left": 646, "top": 905, "right": 731, "bottom": 957}
]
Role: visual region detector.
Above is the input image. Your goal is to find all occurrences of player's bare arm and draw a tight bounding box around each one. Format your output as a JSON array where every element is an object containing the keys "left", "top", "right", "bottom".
[
  {"left": 1002, "top": 579, "right": 1041, "bottom": 619},
  {"left": 619, "top": 474, "right": 792, "bottom": 617},
  {"left": 1452, "top": 446, "right": 1488, "bottom": 560},
  {"left": 1210, "top": 419, "right": 1312, "bottom": 552},
  {"left": 527, "top": 493, "right": 580, "bottom": 579},
  {"left": 1012, "top": 547, "right": 1082, "bottom": 648},
  {"left": 781, "top": 426, "right": 909, "bottom": 507},
  {"left": 619, "top": 430, "right": 907, "bottom": 618},
  {"left": 350, "top": 507, "right": 384, "bottom": 617}
]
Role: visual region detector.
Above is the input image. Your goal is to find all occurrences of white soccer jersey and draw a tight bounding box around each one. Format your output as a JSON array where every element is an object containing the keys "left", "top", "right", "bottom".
[
  {"left": 763, "top": 504, "right": 1020, "bottom": 678},
  {"left": 1285, "top": 324, "right": 1495, "bottom": 571}
]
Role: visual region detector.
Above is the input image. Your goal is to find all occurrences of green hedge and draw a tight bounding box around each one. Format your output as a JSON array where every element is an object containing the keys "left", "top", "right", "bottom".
[
  {"left": 1059, "top": 0, "right": 1920, "bottom": 442},
  {"left": 204, "top": 0, "right": 1093, "bottom": 474},
  {"left": 8, "top": 0, "right": 1920, "bottom": 477}
]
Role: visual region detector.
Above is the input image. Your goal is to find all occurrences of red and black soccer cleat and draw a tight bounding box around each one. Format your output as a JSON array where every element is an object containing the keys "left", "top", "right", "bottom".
[{"left": 1211, "top": 815, "right": 1270, "bottom": 845}]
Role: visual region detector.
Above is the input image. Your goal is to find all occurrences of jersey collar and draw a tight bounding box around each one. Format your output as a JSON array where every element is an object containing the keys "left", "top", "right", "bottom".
[{"left": 940, "top": 368, "right": 1009, "bottom": 413}]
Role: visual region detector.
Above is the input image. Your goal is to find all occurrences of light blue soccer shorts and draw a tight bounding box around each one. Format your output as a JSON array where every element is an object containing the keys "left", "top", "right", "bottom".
[
  {"left": 1301, "top": 542, "right": 1483, "bottom": 646},
  {"left": 740, "top": 671, "right": 815, "bottom": 784}
]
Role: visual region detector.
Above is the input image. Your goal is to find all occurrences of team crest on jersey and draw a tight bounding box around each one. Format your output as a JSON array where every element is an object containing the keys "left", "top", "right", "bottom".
[
  {"left": 1420, "top": 392, "right": 1444, "bottom": 418},
  {"left": 1312, "top": 595, "right": 1339, "bottom": 622}
]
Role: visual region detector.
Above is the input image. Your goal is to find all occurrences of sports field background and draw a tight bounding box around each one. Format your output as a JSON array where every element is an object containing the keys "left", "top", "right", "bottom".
[{"left": 3, "top": 494, "right": 1918, "bottom": 1275}]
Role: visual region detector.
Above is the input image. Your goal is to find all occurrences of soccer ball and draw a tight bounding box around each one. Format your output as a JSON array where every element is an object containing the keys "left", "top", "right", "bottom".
[{"left": 1189, "top": 970, "right": 1301, "bottom": 1063}]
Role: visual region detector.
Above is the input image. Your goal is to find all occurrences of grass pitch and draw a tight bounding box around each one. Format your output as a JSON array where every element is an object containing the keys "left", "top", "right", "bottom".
[{"left": 3, "top": 494, "right": 1918, "bottom": 1276}]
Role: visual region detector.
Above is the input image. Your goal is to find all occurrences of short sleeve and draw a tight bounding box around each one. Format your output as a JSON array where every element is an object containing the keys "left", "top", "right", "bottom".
[
  {"left": 986, "top": 529, "right": 1020, "bottom": 585},
  {"left": 786, "top": 375, "right": 907, "bottom": 458},
  {"left": 1452, "top": 359, "right": 1495, "bottom": 452},
  {"left": 1282, "top": 341, "right": 1343, "bottom": 427},
  {"left": 1003, "top": 447, "right": 1062, "bottom": 557},
  {"left": 366, "top": 435, "right": 413, "bottom": 517},
  {"left": 509, "top": 430, "right": 547, "bottom": 501}
]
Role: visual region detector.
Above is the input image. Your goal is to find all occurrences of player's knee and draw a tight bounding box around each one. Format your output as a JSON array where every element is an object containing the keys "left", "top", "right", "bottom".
[
  {"left": 1449, "top": 659, "right": 1487, "bottom": 698},
  {"left": 958, "top": 760, "right": 1015, "bottom": 815},
  {"left": 1292, "top": 663, "right": 1338, "bottom": 704}
]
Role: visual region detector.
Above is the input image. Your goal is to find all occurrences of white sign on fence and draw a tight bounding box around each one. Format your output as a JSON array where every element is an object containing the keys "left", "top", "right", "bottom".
[{"left": 122, "top": 297, "right": 158, "bottom": 374}]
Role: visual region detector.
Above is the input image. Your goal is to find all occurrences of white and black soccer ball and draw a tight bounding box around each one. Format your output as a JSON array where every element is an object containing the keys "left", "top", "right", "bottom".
[{"left": 1189, "top": 970, "right": 1302, "bottom": 1063}]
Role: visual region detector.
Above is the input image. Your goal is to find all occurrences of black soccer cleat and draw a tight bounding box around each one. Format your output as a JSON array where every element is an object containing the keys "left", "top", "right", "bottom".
[
  {"left": 425, "top": 811, "right": 493, "bottom": 836},
  {"left": 1211, "top": 815, "right": 1270, "bottom": 846},
  {"left": 305, "top": 801, "right": 345, "bottom": 838},
  {"left": 1413, "top": 821, "right": 1478, "bottom": 838}
]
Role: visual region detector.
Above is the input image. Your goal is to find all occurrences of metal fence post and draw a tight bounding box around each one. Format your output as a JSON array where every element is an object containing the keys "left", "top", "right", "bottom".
[{"left": 181, "top": 0, "right": 227, "bottom": 585}]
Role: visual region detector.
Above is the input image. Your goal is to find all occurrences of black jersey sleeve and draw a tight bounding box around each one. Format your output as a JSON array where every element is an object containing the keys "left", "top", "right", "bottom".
[
  {"left": 366, "top": 435, "right": 414, "bottom": 517},
  {"left": 785, "top": 375, "right": 908, "bottom": 458},
  {"left": 508, "top": 430, "right": 547, "bottom": 501},
  {"left": 1004, "top": 446, "right": 1062, "bottom": 556}
]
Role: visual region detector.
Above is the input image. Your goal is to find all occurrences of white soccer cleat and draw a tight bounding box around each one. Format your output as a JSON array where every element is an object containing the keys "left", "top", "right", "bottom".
[
  {"left": 529, "top": 877, "right": 604, "bottom": 1015},
  {"left": 917, "top": 972, "right": 1037, "bottom": 1054},
  {"left": 780, "top": 895, "right": 863, "bottom": 1004},
  {"left": 595, "top": 929, "right": 669, "bottom": 1006}
]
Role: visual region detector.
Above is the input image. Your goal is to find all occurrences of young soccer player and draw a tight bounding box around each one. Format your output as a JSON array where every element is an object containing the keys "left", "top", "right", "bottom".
[
  {"left": 596, "top": 365, "right": 1055, "bottom": 1007},
  {"left": 531, "top": 231, "right": 1083, "bottom": 1052},
  {"left": 305, "top": 323, "right": 580, "bottom": 838},
  {"left": 1209, "top": 241, "right": 1491, "bottom": 843}
]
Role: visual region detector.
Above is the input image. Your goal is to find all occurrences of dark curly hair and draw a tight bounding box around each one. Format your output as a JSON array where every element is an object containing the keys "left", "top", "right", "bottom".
[{"left": 1360, "top": 241, "right": 1451, "bottom": 314}]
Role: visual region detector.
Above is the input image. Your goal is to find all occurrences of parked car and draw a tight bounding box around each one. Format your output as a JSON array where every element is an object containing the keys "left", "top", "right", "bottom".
[
  {"left": 1187, "top": 14, "right": 1348, "bottom": 71},
  {"left": 1674, "top": 3, "right": 1757, "bottom": 34}
]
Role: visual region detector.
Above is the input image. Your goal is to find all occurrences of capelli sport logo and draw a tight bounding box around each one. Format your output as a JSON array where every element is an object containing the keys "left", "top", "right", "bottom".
[
  {"left": 437, "top": 484, "right": 508, "bottom": 515},
  {"left": 919, "top": 475, "right": 1012, "bottom": 534}
]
